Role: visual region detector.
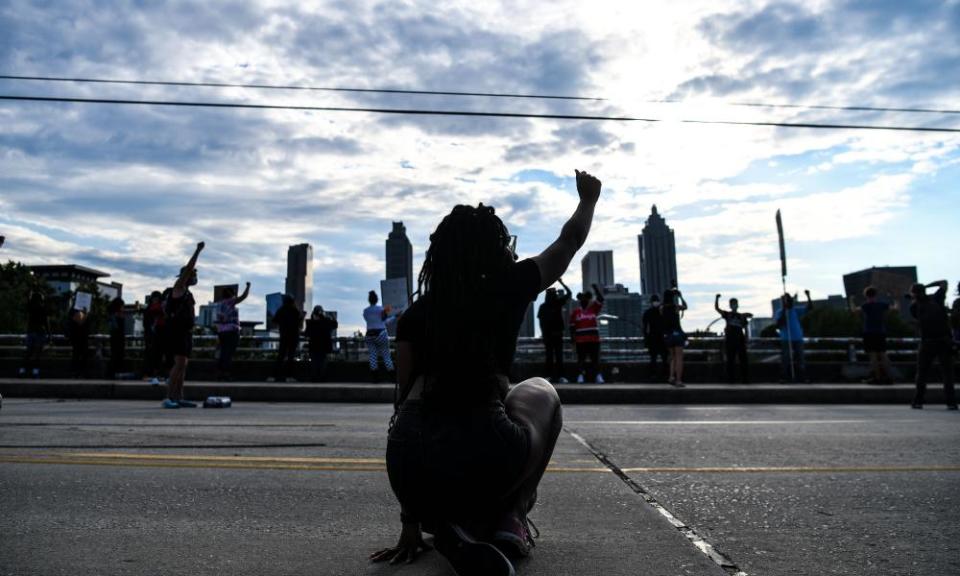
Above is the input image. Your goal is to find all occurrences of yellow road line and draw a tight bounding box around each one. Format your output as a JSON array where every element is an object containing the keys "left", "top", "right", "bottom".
[{"left": 2, "top": 453, "right": 957, "bottom": 474}]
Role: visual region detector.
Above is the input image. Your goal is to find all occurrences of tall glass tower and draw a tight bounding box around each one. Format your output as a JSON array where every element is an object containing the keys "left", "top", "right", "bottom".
[
  {"left": 386, "top": 222, "right": 414, "bottom": 298},
  {"left": 638, "top": 205, "right": 677, "bottom": 297}
]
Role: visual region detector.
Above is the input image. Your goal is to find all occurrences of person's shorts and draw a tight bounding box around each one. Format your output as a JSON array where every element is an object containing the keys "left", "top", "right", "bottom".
[
  {"left": 863, "top": 333, "right": 887, "bottom": 353},
  {"left": 25, "top": 332, "right": 47, "bottom": 352},
  {"left": 664, "top": 330, "right": 687, "bottom": 348},
  {"left": 167, "top": 330, "right": 193, "bottom": 358},
  {"left": 386, "top": 399, "right": 529, "bottom": 531}
]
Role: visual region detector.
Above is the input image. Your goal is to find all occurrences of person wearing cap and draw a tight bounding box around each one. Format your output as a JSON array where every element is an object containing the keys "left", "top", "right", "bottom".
[
  {"left": 162, "top": 241, "right": 204, "bottom": 409},
  {"left": 908, "top": 280, "right": 956, "bottom": 410}
]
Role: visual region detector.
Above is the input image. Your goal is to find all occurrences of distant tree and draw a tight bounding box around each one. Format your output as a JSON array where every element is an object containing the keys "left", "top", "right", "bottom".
[{"left": 0, "top": 261, "right": 53, "bottom": 332}]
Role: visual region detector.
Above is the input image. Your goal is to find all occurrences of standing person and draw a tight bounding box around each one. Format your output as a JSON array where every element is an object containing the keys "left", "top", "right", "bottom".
[
  {"left": 371, "top": 169, "right": 601, "bottom": 574},
  {"left": 19, "top": 291, "right": 49, "bottom": 378},
  {"left": 66, "top": 308, "right": 90, "bottom": 379},
  {"left": 774, "top": 290, "right": 813, "bottom": 383},
  {"left": 162, "top": 241, "right": 204, "bottom": 409},
  {"left": 536, "top": 279, "right": 571, "bottom": 384},
  {"left": 662, "top": 286, "right": 688, "bottom": 387},
  {"left": 908, "top": 280, "right": 956, "bottom": 410},
  {"left": 715, "top": 294, "right": 753, "bottom": 384},
  {"left": 642, "top": 295, "right": 668, "bottom": 382},
  {"left": 215, "top": 282, "right": 250, "bottom": 381},
  {"left": 950, "top": 281, "right": 960, "bottom": 345},
  {"left": 270, "top": 295, "right": 302, "bottom": 383},
  {"left": 142, "top": 291, "right": 165, "bottom": 385},
  {"left": 363, "top": 291, "right": 397, "bottom": 383},
  {"left": 305, "top": 305, "right": 339, "bottom": 382},
  {"left": 853, "top": 287, "right": 895, "bottom": 384},
  {"left": 107, "top": 297, "right": 126, "bottom": 379},
  {"left": 569, "top": 283, "right": 605, "bottom": 383}
]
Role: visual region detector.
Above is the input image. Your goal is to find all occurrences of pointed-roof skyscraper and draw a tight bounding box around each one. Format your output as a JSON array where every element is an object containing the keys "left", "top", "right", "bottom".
[{"left": 638, "top": 205, "right": 677, "bottom": 297}]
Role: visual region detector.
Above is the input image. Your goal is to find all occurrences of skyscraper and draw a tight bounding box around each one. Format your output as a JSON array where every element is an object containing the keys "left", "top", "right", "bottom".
[
  {"left": 285, "top": 243, "right": 313, "bottom": 314},
  {"left": 638, "top": 205, "right": 678, "bottom": 297},
  {"left": 386, "top": 221, "right": 414, "bottom": 298},
  {"left": 581, "top": 250, "right": 615, "bottom": 293}
]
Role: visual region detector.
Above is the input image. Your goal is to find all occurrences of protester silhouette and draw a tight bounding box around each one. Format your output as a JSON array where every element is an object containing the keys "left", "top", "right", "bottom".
[
  {"left": 662, "top": 285, "right": 688, "bottom": 387},
  {"left": 215, "top": 282, "right": 250, "bottom": 381},
  {"left": 66, "top": 308, "right": 89, "bottom": 379},
  {"left": 107, "top": 297, "right": 126, "bottom": 379},
  {"left": 371, "top": 169, "right": 601, "bottom": 575},
  {"left": 570, "top": 283, "right": 605, "bottom": 383},
  {"left": 908, "top": 280, "right": 956, "bottom": 409},
  {"left": 950, "top": 281, "right": 960, "bottom": 345},
  {"left": 642, "top": 294, "right": 668, "bottom": 382},
  {"left": 715, "top": 294, "right": 753, "bottom": 384},
  {"left": 537, "top": 279, "right": 571, "bottom": 383},
  {"left": 305, "top": 305, "right": 338, "bottom": 382},
  {"left": 162, "top": 241, "right": 204, "bottom": 408},
  {"left": 19, "top": 291, "right": 49, "bottom": 379},
  {"left": 270, "top": 294, "right": 302, "bottom": 383},
  {"left": 142, "top": 291, "right": 166, "bottom": 385},
  {"left": 850, "top": 287, "right": 896, "bottom": 385},
  {"left": 363, "top": 290, "right": 396, "bottom": 383},
  {"left": 775, "top": 290, "right": 812, "bottom": 383}
]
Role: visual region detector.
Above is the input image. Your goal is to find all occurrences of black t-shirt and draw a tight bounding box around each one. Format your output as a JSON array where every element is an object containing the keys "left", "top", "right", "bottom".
[
  {"left": 662, "top": 304, "right": 683, "bottom": 333},
  {"left": 305, "top": 316, "right": 338, "bottom": 352},
  {"left": 720, "top": 310, "right": 749, "bottom": 336},
  {"left": 911, "top": 286, "right": 951, "bottom": 341},
  {"left": 642, "top": 307, "right": 664, "bottom": 342},
  {"left": 27, "top": 301, "right": 47, "bottom": 333},
  {"left": 860, "top": 301, "right": 890, "bottom": 335},
  {"left": 164, "top": 289, "right": 195, "bottom": 334},
  {"left": 397, "top": 258, "right": 541, "bottom": 387},
  {"left": 274, "top": 305, "right": 302, "bottom": 338},
  {"left": 537, "top": 293, "right": 569, "bottom": 334}
]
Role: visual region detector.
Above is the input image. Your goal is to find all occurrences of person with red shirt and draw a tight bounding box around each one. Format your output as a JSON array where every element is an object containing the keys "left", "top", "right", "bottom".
[{"left": 570, "top": 283, "right": 605, "bottom": 383}]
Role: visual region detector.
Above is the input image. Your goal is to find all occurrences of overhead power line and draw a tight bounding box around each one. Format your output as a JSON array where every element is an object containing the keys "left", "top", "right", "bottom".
[
  {"left": 0, "top": 74, "right": 603, "bottom": 102},
  {"left": 1, "top": 94, "right": 959, "bottom": 133},
  {"left": 3, "top": 73, "right": 960, "bottom": 115}
]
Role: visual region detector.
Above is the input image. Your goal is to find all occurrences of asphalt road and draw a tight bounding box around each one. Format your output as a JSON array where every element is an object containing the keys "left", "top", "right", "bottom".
[{"left": 1, "top": 400, "right": 958, "bottom": 576}]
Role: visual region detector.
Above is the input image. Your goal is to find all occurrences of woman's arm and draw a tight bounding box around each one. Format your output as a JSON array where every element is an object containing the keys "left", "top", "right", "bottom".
[
  {"left": 532, "top": 170, "right": 601, "bottom": 291},
  {"left": 714, "top": 294, "right": 724, "bottom": 315},
  {"left": 236, "top": 282, "right": 251, "bottom": 304},
  {"left": 172, "top": 242, "right": 204, "bottom": 298}
]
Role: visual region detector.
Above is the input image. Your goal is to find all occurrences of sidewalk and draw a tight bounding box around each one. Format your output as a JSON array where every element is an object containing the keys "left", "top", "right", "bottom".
[{"left": 0, "top": 378, "right": 941, "bottom": 404}]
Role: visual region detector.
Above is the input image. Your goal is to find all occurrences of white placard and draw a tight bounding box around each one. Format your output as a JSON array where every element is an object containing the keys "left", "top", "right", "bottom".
[{"left": 74, "top": 291, "right": 93, "bottom": 312}]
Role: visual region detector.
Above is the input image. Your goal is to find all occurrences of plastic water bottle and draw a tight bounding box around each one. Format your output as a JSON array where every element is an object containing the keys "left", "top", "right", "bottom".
[{"left": 203, "top": 396, "right": 232, "bottom": 408}]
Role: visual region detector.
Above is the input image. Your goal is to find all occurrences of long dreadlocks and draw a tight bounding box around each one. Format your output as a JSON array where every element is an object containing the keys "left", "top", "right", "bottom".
[{"left": 415, "top": 203, "right": 515, "bottom": 404}]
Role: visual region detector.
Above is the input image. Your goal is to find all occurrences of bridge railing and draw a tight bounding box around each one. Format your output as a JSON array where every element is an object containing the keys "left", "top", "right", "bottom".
[{"left": 0, "top": 334, "right": 924, "bottom": 363}]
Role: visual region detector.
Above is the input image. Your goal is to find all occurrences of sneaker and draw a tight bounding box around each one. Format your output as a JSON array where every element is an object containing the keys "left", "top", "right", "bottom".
[
  {"left": 149, "top": 377, "right": 161, "bottom": 386},
  {"left": 948, "top": 404, "right": 958, "bottom": 411},
  {"left": 177, "top": 399, "right": 198, "bottom": 408},
  {"left": 911, "top": 403, "right": 923, "bottom": 409},
  {"left": 435, "top": 522, "right": 514, "bottom": 576},
  {"left": 557, "top": 377, "right": 569, "bottom": 384},
  {"left": 595, "top": 374, "right": 605, "bottom": 384},
  {"left": 162, "top": 399, "right": 180, "bottom": 409},
  {"left": 576, "top": 374, "right": 585, "bottom": 384},
  {"left": 284, "top": 377, "right": 297, "bottom": 383},
  {"left": 266, "top": 377, "right": 276, "bottom": 383},
  {"left": 31, "top": 368, "right": 40, "bottom": 378},
  {"left": 17, "top": 368, "right": 26, "bottom": 378},
  {"left": 493, "top": 513, "right": 539, "bottom": 559},
  {"left": 671, "top": 380, "right": 686, "bottom": 388}
]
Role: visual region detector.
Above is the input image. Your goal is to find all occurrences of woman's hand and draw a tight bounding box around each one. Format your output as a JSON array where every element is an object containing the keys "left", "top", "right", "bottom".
[{"left": 370, "top": 522, "right": 432, "bottom": 565}]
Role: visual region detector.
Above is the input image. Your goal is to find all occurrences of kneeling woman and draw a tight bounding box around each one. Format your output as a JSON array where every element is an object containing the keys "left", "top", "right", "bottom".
[{"left": 371, "top": 170, "right": 602, "bottom": 576}]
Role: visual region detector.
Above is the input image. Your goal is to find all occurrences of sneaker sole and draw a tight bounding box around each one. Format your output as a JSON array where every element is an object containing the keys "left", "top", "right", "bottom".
[{"left": 435, "top": 523, "right": 515, "bottom": 576}]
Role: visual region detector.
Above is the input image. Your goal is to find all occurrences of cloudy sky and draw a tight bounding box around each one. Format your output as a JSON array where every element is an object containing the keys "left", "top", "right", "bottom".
[{"left": 2, "top": 0, "right": 958, "bottom": 334}]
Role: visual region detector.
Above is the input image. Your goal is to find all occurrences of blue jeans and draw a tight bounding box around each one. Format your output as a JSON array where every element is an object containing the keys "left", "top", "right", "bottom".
[{"left": 780, "top": 340, "right": 805, "bottom": 381}]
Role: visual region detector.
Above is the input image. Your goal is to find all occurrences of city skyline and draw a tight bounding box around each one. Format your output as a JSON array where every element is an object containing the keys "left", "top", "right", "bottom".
[{"left": 1, "top": 1, "right": 958, "bottom": 335}]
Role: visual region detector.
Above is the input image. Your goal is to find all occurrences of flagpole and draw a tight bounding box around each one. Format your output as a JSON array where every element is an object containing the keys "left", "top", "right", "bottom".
[{"left": 776, "top": 210, "right": 795, "bottom": 381}]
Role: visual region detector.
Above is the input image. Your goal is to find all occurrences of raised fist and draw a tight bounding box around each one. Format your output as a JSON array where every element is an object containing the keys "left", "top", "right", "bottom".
[{"left": 574, "top": 169, "right": 601, "bottom": 205}]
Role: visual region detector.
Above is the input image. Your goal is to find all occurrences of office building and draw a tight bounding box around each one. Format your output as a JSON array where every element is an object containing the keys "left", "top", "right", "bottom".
[
  {"left": 386, "top": 222, "right": 414, "bottom": 299},
  {"left": 285, "top": 243, "right": 313, "bottom": 314},
  {"left": 843, "top": 266, "right": 917, "bottom": 321},
  {"left": 27, "top": 264, "right": 123, "bottom": 302},
  {"left": 597, "top": 284, "right": 647, "bottom": 338},
  {"left": 581, "top": 250, "right": 615, "bottom": 293},
  {"left": 638, "top": 205, "right": 678, "bottom": 298}
]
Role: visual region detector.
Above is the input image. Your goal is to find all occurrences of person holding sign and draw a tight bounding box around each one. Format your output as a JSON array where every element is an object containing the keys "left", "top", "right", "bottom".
[
  {"left": 162, "top": 242, "right": 204, "bottom": 409},
  {"left": 372, "top": 169, "right": 601, "bottom": 576}
]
